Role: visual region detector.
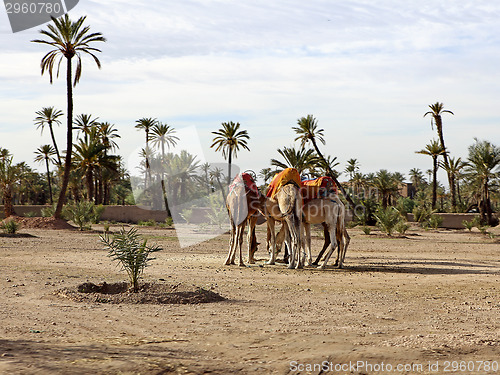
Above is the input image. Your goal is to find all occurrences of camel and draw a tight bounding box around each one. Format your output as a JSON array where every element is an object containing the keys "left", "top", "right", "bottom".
[
  {"left": 311, "top": 193, "right": 350, "bottom": 268},
  {"left": 265, "top": 183, "right": 303, "bottom": 269},
  {"left": 302, "top": 192, "right": 350, "bottom": 269},
  {"left": 225, "top": 174, "right": 266, "bottom": 266},
  {"left": 273, "top": 191, "right": 350, "bottom": 268}
]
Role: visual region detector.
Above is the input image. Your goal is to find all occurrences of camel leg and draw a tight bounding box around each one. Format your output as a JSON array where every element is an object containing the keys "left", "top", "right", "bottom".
[
  {"left": 225, "top": 220, "right": 237, "bottom": 265},
  {"left": 266, "top": 218, "right": 277, "bottom": 265},
  {"left": 247, "top": 215, "right": 258, "bottom": 264},
  {"left": 338, "top": 228, "right": 351, "bottom": 268},
  {"left": 304, "top": 223, "right": 313, "bottom": 266},
  {"left": 312, "top": 223, "right": 330, "bottom": 266},
  {"left": 236, "top": 222, "right": 246, "bottom": 266},
  {"left": 319, "top": 223, "right": 337, "bottom": 269}
]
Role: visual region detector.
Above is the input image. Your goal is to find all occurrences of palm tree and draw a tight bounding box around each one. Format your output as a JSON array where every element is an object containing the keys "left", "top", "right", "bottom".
[
  {"left": 292, "top": 114, "right": 356, "bottom": 210},
  {"left": 424, "top": 102, "right": 456, "bottom": 210},
  {"left": 34, "top": 145, "right": 57, "bottom": 204},
  {"left": 370, "top": 170, "right": 400, "bottom": 208},
  {"left": 34, "top": 106, "right": 63, "bottom": 167},
  {"left": 211, "top": 121, "right": 250, "bottom": 186},
  {"left": 409, "top": 168, "right": 425, "bottom": 191},
  {"left": 135, "top": 117, "right": 158, "bottom": 189},
  {"left": 0, "top": 150, "right": 18, "bottom": 217},
  {"left": 416, "top": 139, "right": 446, "bottom": 209},
  {"left": 259, "top": 168, "right": 274, "bottom": 186},
  {"left": 270, "top": 146, "right": 319, "bottom": 175},
  {"left": 74, "top": 114, "right": 99, "bottom": 143},
  {"left": 149, "top": 122, "right": 178, "bottom": 215},
  {"left": 209, "top": 167, "right": 226, "bottom": 202},
  {"left": 345, "top": 158, "right": 360, "bottom": 181},
  {"left": 439, "top": 156, "right": 466, "bottom": 212},
  {"left": 32, "top": 15, "right": 106, "bottom": 219},
  {"left": 464, "top": 139, "right": 500, "bottom": 225},
  {"left": 73, "top": 137, "right": 106, "bottom": 202}
]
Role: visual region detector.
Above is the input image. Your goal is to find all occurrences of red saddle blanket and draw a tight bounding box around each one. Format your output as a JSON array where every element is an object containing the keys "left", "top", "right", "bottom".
[
  {"left": 300, "top": 176, "right": 337, "bottom": 205},
  {"left": 229, "top": 173, "right": 260, "bottom": 195}
]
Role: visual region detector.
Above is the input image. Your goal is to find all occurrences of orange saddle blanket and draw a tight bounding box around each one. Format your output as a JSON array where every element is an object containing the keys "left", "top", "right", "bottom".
[{"left": 266, "top": 168, "right": 301, "bottom": 198}]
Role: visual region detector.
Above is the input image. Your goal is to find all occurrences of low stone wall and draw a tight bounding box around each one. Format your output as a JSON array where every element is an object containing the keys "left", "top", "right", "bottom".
[
  {"left": 1, "top": 205, "right": 480, "bottom": 229},
  {"left": 407, "top": 213, "right": 479, "bottom": 229}
]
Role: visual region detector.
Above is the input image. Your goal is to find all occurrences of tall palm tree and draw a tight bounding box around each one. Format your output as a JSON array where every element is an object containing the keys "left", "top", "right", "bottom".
[
  {"left": 424, "top": 102, "right": 455, "bottom": 209},
  {"left": 416, "top": 139, "right": 446, "bottom": 209},
  {"left": 34, "top": 106, "right": 63, "bottom": 167},
  {"left": 259, "top": 167, "right": 274, "bottom": 186},
  {"left": 211, "top": 121, "right": 250, "bottom": 186},
  {"left": 270, "top": 146, "right": 319, "bottom": 175},
  {"left": 32, "top": 15, "right": 106, "bottom": 219},
  {"left": 439, "top": 156, "right": 466, "bottom": 212},
  {"left": 34, "top": 145, "right": 57, "bottom": 204},
  {"left": 74, "top": 114, "right": 99, "bottom": 143},
  {"left": 135, "top": 117, "right": 158, "bottom": 189},
  {"left": 409, "top": 168, "right": 425, "bottom": 190},
  {"left": 292, "top": 114, "right": 356, "bottom": 210},
  {"left": 464, "top": 139, "right": 500, "bottom": 225},
  {"left": 73, "top": 137, "right": 106, "bottom": 202},
  {"left": 149, "top": 122, "right": 178, "bottom": 215}
]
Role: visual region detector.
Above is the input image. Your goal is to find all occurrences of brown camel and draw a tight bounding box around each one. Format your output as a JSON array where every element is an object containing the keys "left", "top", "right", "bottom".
[
  {"left": 225, "top": 174, "right": 265, "bottom": 266},
  {"left": 265, "top": 183, "right": 303, "bottom": 269},
  {"left": 302, "top": 193, "right": 350, "bottom": 269}
]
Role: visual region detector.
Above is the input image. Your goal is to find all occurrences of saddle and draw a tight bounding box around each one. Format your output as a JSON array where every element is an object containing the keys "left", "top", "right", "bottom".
[{"left": 265, "top": 168, "right": 302, "bottom": 199}]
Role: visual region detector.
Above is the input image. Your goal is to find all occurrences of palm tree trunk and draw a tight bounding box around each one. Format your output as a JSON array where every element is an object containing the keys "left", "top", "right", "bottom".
[
  {"left": 432, "top": 157, "right": 438, "bottom": 209},
  {"left": 87, "top": 168, "right": 94, "bottom": 202},
  {"left": 310, "top": 138, "right": 356, "bottom": 211},
  {"left": 436, "top": 120, "right": 457, "bottom": 211},
  {"left": 3, "top": 187, "right": 15, "bottom": 218},
  {"left": 54, "top": 57, "right": 73, "bottom": 219},
  {"left": 45, "top": 158, "right": 53, "bottom": 205},
  {"left": 227, "top": 149, "right": 232, "bottom": 187},
  {"left": 48, "top": 123, "right": 62, "bottom": 167}
]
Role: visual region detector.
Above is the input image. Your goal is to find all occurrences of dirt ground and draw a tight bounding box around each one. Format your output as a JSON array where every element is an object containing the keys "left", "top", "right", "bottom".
[{"left": 0, "top": 221, "right": 499, "bottom": 375}]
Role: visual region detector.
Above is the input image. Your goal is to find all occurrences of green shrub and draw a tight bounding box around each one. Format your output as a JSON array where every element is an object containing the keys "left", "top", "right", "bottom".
[
  {"left": 374, "top": 206, "right": 402, "bottom": 236},
  {"left": 0, "top": 218, "right": 19, "bottom": 234},
  {"left": 103, "top": 222, "right": 111, "bottom": 233},
  {"left": 180, "top": 208, "right": 193, "bottom": 224},
  {"left": 412, "top": 205, "right": 433, "bottom": 224},
  {"left": 138, "top": 219, "right": 156, "bottom": 227},
  {"left": 100, "top": 227, "right": 162, "bottom": 292},
  {"left": 65, "top": 201, "right": 100, "bottom": 231},
  {"left": 427, "top": 214, "right": 443, "bottom": 229},
  {"left": 92, "top": 204, "right": 105, "bottom": 224},
  {"left": 41, "top": 205, "right": 55, "bottom": 217},
  {"left": 462, "top": 220, "right": 475, "bottom": 232},
  {"left": 362, "top": 226, "right": 371, "bottom": 235},
  {"left": 395, "top": 221, "right": 410, "bottom": 235},
  {"left": 23, "top": 211, "right": 37, "bottom": 218},
  {"left": 396, "top": 197, "right": 416, "bottom": 217},
  {"left": 165, "top": 217, "right": 174, "bottom": 227}
]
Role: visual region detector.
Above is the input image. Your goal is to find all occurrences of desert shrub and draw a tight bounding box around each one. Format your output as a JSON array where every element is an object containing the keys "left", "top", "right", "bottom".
[
  {"left": 165, "top": 217, "right": 174, "bottom": 227},
  {"left": 65, "top": 201, "right": 101, "bottom": 231},
  {"left": 412, "top": 205, "right": 433, "bottom": 224},
  {"left": 100, "top": 227, "right": 162, "bottom": 292},
  {"left": 41, "top": 205, "right": 55, "bottom": 217},
  {"left": 396, "top": 197, "right": 416, "bottom": 217},
  {"left": 395, "top": 221, "right": 410, "bottom": 235},
  {"left": 138, "top": 219, "right": 156, "bottom": 227},
  {"left": 23, "top": 211, "right": 36, "bottom": 217},
  {"left": 462, "top": 220, "right": 475, "bottom": 232},
  {"left": 362, "top": 226, "right": 371, "bottom": 235},
  {"left": 355, "top": 198, "right": 378, "bottom": 226},
  {"left": 374, "top": 206, "right": 403, "bottom": 236},
  {"left": 1, "top": 218, "right": 19, "bottom": 234},
  {"left": 427, "top": 214, "right": 443, "bottom": 229},
  {"left": 92, "top": 204, "right": 105, "bottom": 224},
  {"left": 103, "top": 222, "right": 111, "bottom": 233},
  {"left": 180, "top": 208, "right": 193, "bottom": 224}
]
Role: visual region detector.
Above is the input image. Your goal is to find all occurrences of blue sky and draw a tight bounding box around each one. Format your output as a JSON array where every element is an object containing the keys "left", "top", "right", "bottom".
[{"left": 1, "top": 0, "right": 499, "bottom": 184}]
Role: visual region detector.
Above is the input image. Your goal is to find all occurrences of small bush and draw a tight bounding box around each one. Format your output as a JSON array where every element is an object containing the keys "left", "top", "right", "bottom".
[
  {"left": 374, "top": 206, "right": 402, "bottom": 236},
  {"left": 100, "top": 227, "right": 162, "bottom": 292},
  {"left": 23, "top": 211, "right": 37, "bottom": 218},
  {"left": 65, "top": 201, "right": 101, "bottom": 231},
  {"left": 41, "top": 205, "right": 55, "bottom": 217},
  {"left": 138, "top": 219, "right": 156, "bottom": 227},
  {"left": 165, "top": 217, "right": 174, "bottom": 227},
  {"left": 362, "top": 226, "right": 371, "bottom": 235},
  {"left": 462, "top": 220, "right": 475, "bottom": 231},
  {"left": 103, "top": 222, "right": 111, "bottom": 233},
  {"left": 395, "top": 221, "right": 410, "bottom": 235},
  {"left": 1, "top": 218, "right": 19, "bottom": 234},
  {"left": 92, "top": 205, "right": 105, "bottom": 224},
  {"left": 412, "top": 205, "right": 433, "bottom": 224},
  {"left": 180, "top": 208, "right": 193, "bottom": 224},
  {"left": 396, "top": 197, "right": 416, "bottom": 217},
  {"left": 427, "top": 214, "right": 443, "bottom": 229}
]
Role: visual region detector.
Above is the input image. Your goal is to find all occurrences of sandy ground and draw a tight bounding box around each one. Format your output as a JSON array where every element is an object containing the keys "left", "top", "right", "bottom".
[{"left": 0, "top": 222, "right": 499, "bottom": 374}]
